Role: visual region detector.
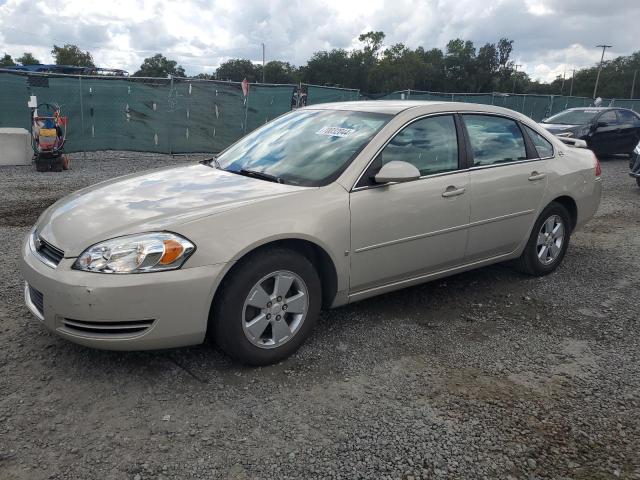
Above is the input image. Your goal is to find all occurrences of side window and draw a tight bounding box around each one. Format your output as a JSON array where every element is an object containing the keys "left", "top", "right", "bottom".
[
  {"left": 463, "top": 115, "right": 527, "bottom": 166},
  {"left": 524, "top": 125, "right": 554, "bottom": 158},
  {"left": 598, "top": 110, "right": 618, "bottom": 125},
  {"left": 617, "top": 110, "right": 639, "bottom": 124},
  {"left": 380, "top": 115, "right": 459, "bottom": 176}
]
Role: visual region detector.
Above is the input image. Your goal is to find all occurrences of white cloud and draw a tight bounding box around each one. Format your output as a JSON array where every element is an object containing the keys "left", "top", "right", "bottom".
[{"left": 0, "top": 0, "right": 636, "bottom": 82}]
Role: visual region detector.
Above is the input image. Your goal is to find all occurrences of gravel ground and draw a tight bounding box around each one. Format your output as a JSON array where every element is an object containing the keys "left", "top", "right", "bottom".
[{"left": 0, "top": 151, "right": 639, "bottom": 480}]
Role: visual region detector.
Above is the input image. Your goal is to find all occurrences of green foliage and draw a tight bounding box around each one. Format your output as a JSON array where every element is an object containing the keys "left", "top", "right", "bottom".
[
  {"left": 215, "top": 59, "right": 262, "bottom": 82},
  {"left": 0, "top": 53, "right": 15, "bottom": 67},
  {"left": 16, "top": 52, "right": 40, "bottom": 65},
  {"left": 135, "top": 54, "right": 185, "bottom": 78},
  {"left": 52, "top": 44, "right": 95, "bottom": 67},
  {"left": 263, "top": 61, "right": 299, "bottom": 84}
]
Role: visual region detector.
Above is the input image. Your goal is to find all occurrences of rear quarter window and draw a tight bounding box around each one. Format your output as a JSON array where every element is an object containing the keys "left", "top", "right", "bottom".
[{"left": 524, "top": 125, "right": 554, "bottom": 158}]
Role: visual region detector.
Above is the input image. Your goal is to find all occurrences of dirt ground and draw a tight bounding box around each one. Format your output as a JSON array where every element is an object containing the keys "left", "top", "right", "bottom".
[{"left": 0, "top": 152, "right": 639, "bottom": 479}]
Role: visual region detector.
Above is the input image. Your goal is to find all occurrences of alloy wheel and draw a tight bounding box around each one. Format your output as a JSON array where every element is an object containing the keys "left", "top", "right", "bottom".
[
  {"left": 536, "top": 214, "right": 565, "bottom": 265},
  {"left": 241, "top": 270, "right": 309, "bottom": 349}
]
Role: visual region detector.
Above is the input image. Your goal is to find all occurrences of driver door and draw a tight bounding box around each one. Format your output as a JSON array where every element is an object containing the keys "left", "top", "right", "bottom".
[{"left": 349, "top": 114, "right": 470, "bottom": 294}]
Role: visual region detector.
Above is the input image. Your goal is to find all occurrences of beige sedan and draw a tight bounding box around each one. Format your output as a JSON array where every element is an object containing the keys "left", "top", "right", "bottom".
[{"left": 21, "top": 101, "right": 602, "bottom": 365}]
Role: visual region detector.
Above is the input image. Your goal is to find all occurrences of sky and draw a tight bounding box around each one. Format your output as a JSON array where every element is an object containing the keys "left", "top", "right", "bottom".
[{"left": 0, "top": 0, "right": 636, "bottom": 82}]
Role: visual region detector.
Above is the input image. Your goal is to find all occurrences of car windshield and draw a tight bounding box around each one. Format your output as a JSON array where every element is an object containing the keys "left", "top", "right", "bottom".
[
  {"left": 216, "top": 109, "right": 390, "bottom": 186},
  {"left": 543, "top": 109, "right": 600, "bottom": 125}
]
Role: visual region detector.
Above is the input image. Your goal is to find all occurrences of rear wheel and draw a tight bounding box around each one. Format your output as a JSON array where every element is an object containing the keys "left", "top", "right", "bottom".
[
  {"left": 516, "top": 202, "right": 571, "bottom": 276},
  {"left": 210, "top": 248, "right": 321, "bottom": 365}
]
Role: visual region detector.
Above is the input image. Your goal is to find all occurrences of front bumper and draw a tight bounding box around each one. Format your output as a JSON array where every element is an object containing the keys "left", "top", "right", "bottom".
[{"left": 20, "top": 235, "right": 227, "bottom": 350}]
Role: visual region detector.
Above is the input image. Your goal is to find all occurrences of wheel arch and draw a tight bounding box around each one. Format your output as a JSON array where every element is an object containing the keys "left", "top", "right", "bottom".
[
  {"left": 211, "top": 236, "right": 340, "bottom": 313},
  {"left": 550, "top": 195, "right": 578, "bottom": 231}
]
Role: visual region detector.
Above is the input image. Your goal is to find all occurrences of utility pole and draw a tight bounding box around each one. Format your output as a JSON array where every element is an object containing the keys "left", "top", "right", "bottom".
[
  {"left": 512, "top": 64, "right": 522, "bottom": 94},
  {"left": 569, "top": 69, "right": 576, "bottom": 97},
  {"left": 593, "top": 44, "right": 612, "bottom": 98},
  {"left": 631, "top": 69, "right": 638, "bottom": 99},
  {"left": 261, "top": 43, "right": 265, "bottom": 83},
  {"left": 560, "top": 68, "right": 566, "bottom": 95}
]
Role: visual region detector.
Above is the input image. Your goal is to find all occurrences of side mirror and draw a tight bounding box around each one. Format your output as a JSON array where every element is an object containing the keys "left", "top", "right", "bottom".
[{"left": 374, "top": 161, "right": 420, "bottom": 184}]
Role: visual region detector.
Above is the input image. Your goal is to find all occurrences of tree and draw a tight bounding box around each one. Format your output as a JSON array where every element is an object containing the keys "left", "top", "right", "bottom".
[
  {"left": 0, "top": 53, "right": 15, "bottom": 67},
  {"left": 135, "top": 54, "right": 185, "bottom": 77},
  {"left": 215, "top": 59, "right": 261, "bottom": 82},
  {"left": 17, "top": 52, "right": 40, "bottom": 65},
  {"left": 51, "top": 44, "right": 94, "bottom": 67},
  {"left": 263, "top": 61, "right": 298, "bottom": 84}
]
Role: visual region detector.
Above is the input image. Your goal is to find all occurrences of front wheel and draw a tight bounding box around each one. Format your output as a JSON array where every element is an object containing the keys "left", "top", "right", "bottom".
[
  {"left": 516, "top": 202, "right": 571, "bottom": 276},
  {"left": 210, "top": 248, "right": 321, "bottom": 365}
]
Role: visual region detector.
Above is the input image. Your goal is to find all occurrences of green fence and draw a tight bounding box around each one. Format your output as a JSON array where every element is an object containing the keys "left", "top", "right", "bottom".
[
  {"left": 379, "top": 89, "right": 640, "bottom": 121},
  {"left": 304, "top": 84, "right": 360, "bottom": 105},
  {"left": 0, "top": 70, "right": 298, "bottom": 154},
  {"left": 2, "top": 69, "right": 639, "bottom": 155}
]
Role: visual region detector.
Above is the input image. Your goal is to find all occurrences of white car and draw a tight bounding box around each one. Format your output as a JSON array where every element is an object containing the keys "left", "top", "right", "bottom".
[{"left": 21, "top": 101, "right": 602, "bottom": 365}]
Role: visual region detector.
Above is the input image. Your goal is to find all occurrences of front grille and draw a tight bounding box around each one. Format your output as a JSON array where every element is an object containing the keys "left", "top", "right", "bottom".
[
  {"left": 61, "top": 318, "right": 155, "bottom": 338},
  {"left": 28, "top": 285, "right": 44, "bottom": 316},
  {"left": 37, "top": 237, "right": 64, "bottom": 266}
]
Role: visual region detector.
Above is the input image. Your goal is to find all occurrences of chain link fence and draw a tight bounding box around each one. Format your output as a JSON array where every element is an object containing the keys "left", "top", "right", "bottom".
[{"left": 1, "top": 69, "right": 638, "bottom": 154}]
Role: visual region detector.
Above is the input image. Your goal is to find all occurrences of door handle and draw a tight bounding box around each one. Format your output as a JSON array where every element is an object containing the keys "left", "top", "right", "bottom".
[
  {"left": 528, "top": 171, "right": 547, "bottom": 181},
  {"left": 442, "top": 186, "right": 466, "bottom": 197}
]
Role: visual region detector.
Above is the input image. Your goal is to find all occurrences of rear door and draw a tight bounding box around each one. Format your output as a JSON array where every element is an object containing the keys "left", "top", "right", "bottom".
[
  {"left": 462, "top": 114, "right": 549, "bottom": 262},
  {"left": 616, "top": 109, "right": 640, "bottom": 154},
  {"left": 590, "top": 110, "right": 620, "bottom": 155}
]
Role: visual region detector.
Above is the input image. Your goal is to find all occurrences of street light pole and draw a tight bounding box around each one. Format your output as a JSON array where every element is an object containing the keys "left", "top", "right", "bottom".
[
  {"left": 593, "top": 44, "right": 612, "bottom": 99},
  {"left": 512, "top": 64, "right": 522, "bottom": 94},
  {"left": 631, "top": 69, "right": 638, "bottom": 99},
  {"left": 569, "top": 69, "right": 576, "bottom": 97},
  {"left": 261, "top": 43, "right": 265, "bottom": 83}
]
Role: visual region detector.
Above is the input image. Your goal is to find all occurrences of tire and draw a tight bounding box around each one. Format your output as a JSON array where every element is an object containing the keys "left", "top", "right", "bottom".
[
  {"left": 636, "top": 177, "right": 640, "bottom": 188},
  {"left": 210, "top": 248, "right": 321, "bottom": 365},
  {"left": 515, "top": 202, "right": 572, "bottom": 276},
  {"left": 51, "top": 157, "right": 63, "bottom": 172}
]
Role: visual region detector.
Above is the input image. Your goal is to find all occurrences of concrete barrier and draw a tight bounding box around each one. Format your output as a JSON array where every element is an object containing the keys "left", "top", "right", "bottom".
[{"left": 0, "top": 128, "right": 32, "bottom": 166}]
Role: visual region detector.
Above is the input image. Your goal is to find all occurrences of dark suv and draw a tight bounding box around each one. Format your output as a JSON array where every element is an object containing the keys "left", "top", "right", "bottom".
[{"left": 541, "top": 107, "right": 640, "bottom": 156}]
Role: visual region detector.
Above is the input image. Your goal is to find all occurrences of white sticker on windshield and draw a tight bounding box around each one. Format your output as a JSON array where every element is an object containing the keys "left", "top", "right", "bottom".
[{"left": 316, "top": 126, "right": 355, "bottom": 137}]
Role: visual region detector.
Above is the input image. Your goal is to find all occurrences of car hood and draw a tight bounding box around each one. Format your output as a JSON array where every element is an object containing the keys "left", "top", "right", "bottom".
[{"left": 36, "top": 164, "right": 308, "bottom": 256}]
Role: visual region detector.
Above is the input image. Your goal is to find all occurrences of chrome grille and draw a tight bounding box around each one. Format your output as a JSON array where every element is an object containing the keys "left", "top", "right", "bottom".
[
  {"left": 37, "top": 238, "right": 64, "bottom": 266},
  {"left": 31, "top": 231, "right": 65, "bottom": 268}
]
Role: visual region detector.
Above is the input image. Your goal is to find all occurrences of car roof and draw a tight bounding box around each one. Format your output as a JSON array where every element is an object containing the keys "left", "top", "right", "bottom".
[
  {"left": 303, "top": 100, "right": 529, "bottom": 117},
  {"left": 304, "top": 100, "right": 448, "bottom": 114}
]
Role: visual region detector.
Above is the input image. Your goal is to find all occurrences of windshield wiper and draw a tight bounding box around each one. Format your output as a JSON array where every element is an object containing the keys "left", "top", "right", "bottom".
[
  {"left": 239, "top": 168, "right": 285, "bottom": 184},
  {"left": 200, "top": 156, "right": 221, "bottom": 168}
]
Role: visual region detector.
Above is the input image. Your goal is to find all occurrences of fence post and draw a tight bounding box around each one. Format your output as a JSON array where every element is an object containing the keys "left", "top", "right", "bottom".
[
  {"left": 78, "top": 76, "right": 86, "bottom": 160},
  {"left": 168, "top": 75, "right": 174, "bottom": 155}
]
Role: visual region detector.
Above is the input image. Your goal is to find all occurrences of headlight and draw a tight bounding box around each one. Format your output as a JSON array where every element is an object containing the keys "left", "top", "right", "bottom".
[
  {"left": 634, "top": 143, "right": 640, "bottom": 155},
  {"left": 73, "top": 232, "right": 195, "bottom": 274}
]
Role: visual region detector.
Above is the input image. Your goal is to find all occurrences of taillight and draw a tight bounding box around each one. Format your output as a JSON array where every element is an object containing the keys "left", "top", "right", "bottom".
[{"left": 594, "top": 153, "right": 601, "bottom": 177}]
